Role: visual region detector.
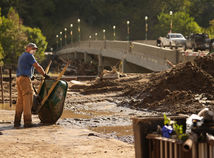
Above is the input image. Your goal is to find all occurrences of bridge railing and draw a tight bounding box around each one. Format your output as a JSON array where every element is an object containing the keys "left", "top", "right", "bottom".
[
  {"left": 73, "top": 40, "right": 130, "bottom": 53},
  {"left": 132, "top": 42, "right": 177, "bottom": 65},
  {"left": 56, "top": 40, "right": 191, "bottom": 71}
]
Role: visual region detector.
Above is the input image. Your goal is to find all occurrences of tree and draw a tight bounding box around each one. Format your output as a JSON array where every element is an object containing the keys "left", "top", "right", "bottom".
[
  {"left": 0, "top": 7, "right": 47, "bottom": 67},
  {"left": 0, "top": 7, "right": 27, "bottom": 66},
  {"left": 1, "top": 0, "right": 213, "bottom": 43},
  {"left": 0, "top": 9, "right": 3, "bottom": 66},
  {"left": 202, "top": 20, "right": 214, "bottom": 38},
  {"left": 0, "top": 43, "right": 3, "bottom": 66},
  {"left": 189, "top": 0, "right": 214, "bottom": 28},
  {"left": 161, "top": 0, "right": 191, "bottom": 13},
  {"left": 156, "top": 11, "right": 201, "bottom": 37}
]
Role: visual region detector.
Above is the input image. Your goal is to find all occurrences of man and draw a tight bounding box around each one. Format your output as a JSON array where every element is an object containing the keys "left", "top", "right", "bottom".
[{"left": 14, "top": 43, "right": 49, "bottom": 128}]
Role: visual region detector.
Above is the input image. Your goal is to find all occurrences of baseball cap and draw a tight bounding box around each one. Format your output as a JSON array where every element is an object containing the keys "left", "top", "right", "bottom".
[{"left": 26, "top": 43, "right": 38, "bottom": 49}]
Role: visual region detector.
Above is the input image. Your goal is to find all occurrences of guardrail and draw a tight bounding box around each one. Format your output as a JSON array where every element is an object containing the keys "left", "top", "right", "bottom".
[{"left": 57, "top": 40, "right": 196, "bottom": 72}]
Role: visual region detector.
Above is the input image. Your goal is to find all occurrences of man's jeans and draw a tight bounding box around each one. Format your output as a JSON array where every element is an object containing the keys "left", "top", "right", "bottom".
[{"left": 14, "top": 76, "right": 33, "bottom": 126}]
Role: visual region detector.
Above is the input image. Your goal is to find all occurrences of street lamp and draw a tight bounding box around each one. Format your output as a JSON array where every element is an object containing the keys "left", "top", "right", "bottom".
[
  {"left": 56, "top": 35, "right": 59, "bottom": 49},
  {"left": 145, "top": 16, "right": 148, "bottom": 40},
  {"left": 64, "top": 28, "right": 67, "bottom": 45},
  {"left": 89, "top": 35, "right": 92, "bottom": 47},
  {"left": 77, "top": 18, "right": 81, "bottom": 42},
  {"left": 103, "top": 29, "right": 106, "bottom": 48},
  {"left": 95, "top": 33, "right": 98, "bottom": 40},
  {"left": 103, "top": 29, "right": 106, "bottom": 40},
  {"left": 113, "top": 25, "right": 116, "bottom": 40},
  {"left": 70, "top": 24, "right": 73, "bottom": 44},
  {"left": 60, "top": 31, "right": 62, "bottom": 48},
  {"left": 127, "top": 20, "right": 130, "bottom": 41},
  {"left": 170, "top": 11, "right": 173, "bottom": 33}
]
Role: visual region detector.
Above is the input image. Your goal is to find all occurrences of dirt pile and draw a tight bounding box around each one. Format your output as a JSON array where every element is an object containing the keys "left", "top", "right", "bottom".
[
  {"left": 194, "top": 56, "right": 214, "bottom": 77},
  {"left": 125, "top": 61, "right": 214, "bottom": 114},
  {"left": 81, "top": 56, "right": 214, "bottom": 115}
]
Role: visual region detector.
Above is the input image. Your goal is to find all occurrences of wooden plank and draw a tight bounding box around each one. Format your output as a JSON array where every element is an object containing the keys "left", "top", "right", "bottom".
[
  {"left": 155, "top": 140, "right": 160, "bottom": 158},
  {"left": 148, "top": 139, "right": 152, "bottom": 158},
  {"left": 174, "top": 143, "right": 177, "bottom": 158},
  {"left": 164, "top": 141, "right": 168, "bottom": 158},
  {"left": 146, "top": 134, "right": 177, "bottom": 143},
  {"left": 199, "top": 143, "right": 203, "bottom": 158},
  {"left": 133, "top": 119, "right": 143, "bottom": 158},
  {"left": 209, "top": 145, "right": 214, "bottom": 158},
  {"left": 151, "top": 140, "right": 155, "bottom": 158},
  {"left": 192, "top": 144, "right": 197, "bottom": 158},
  {"left": 169, "top": 142, "right": 173, "bottom": 158},
  {"left": 178, "top": 144, "right": 182, "bottom": 158},
  {"left": 160, "top": 140, "right": 163, "bottom": 158},
  {"left": 37, "top": 60, "right": 52, "bottom": 94},
  {"left": 204, "top": 143, "right": 208, "bottom": 158}
]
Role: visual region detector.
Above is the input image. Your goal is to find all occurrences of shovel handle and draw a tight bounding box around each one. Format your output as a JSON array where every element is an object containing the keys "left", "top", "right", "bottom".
[{"left": 37, "top": 60, "right": 52, "bottom": 94}]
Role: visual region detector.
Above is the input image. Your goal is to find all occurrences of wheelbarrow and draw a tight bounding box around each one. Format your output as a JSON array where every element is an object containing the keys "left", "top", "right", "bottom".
[{"left": 32, "top": 62, "right": 69, "bottom": 124}]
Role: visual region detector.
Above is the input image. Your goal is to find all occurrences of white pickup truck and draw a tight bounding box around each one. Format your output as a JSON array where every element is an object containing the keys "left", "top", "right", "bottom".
[{"left": 157, "top": 33, "right": 186, "bottom": 49}]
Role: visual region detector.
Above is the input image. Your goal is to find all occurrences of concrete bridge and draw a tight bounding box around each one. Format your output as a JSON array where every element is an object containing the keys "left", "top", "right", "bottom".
[{"left": 55, "top": 40, "right": 195, "bottom": 73}]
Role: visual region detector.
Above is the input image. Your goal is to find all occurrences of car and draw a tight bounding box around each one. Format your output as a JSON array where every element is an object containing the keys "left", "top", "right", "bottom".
[
  {"left": 158, "top": 33, "right": 186, "bottom": 49},
  {"left": 185, "top": 33, "right": 210, "bottom": 52}
]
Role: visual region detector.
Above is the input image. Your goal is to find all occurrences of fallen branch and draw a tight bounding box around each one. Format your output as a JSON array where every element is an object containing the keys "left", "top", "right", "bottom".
[{"left": 166, "top": 59, "right": 175, "bottom": 68}]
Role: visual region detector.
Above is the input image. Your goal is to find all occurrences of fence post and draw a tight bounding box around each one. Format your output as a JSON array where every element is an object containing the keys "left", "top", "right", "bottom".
[
  {"left": 0, "top": 66, "right": 4, "bottom": 104},
  {"left": 9, "top": 68, "right": 12, "bottom": 107}
]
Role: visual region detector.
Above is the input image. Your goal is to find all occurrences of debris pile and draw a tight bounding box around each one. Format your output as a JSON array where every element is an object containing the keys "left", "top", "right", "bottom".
[
  {"left": 125, "top": 60, "right": 214, "bottom": 114},
  {"left": 82, "top": 56, "right": 214, "bottom": 115},
  {"left": 101, "top": 67, "right": 120, "bottom": 79}
]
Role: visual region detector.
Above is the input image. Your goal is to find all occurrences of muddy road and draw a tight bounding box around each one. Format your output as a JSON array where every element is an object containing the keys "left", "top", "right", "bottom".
[
  {"left": 59, "top": 88, "right": 162, "bottom": 144},
  {"left": 0, "top": 73, "right": 161, "bottom": 145},
  {"left": 1, "top": 55, "right": 214, "bottom": 155}
]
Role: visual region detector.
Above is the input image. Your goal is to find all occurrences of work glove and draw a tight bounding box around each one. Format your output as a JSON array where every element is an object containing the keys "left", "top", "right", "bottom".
[
  {"left": 44, "top": 74, "right": 50, "bottom": 79},
  {"left": 31, "top": 76, "right": 35, "bottom": 81}
]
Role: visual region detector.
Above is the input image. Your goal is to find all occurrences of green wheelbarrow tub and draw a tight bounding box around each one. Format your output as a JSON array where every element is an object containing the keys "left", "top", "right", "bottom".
[{"left": 37, "top": 79, "right": 68, "bottom": 124}]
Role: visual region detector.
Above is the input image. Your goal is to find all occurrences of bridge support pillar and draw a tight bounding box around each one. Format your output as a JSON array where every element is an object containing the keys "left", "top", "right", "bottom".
[
  {"left": 122, "top": 59, "right": 126, "bottom": 73},
  {"left": 98, "top": 54, "right": 103, "bottom": 76},
  {"left": 74, "top": 52, "right": 77, "bottom": 59},
  {"left": 84, "top": 52, "right": 88, "bottom": 63}
]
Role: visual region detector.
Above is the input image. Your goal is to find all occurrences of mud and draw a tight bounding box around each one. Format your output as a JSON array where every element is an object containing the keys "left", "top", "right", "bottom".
[
  {"left": 1, "top": 56, "right": 214, "bottom": 145},
  {"left": 79, "top": 56, "right": 214, "bottom": 115},
  {"left": 59, "top": 92, "right": 161, "bottom": 144}
]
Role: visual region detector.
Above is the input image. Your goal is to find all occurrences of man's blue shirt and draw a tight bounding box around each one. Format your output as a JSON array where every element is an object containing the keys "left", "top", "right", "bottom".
[{"left": 16, "top": 52, "right": 37, "bottom": 77}]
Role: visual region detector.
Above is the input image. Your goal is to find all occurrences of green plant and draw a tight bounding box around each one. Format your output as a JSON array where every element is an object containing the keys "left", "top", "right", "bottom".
[
  {"left": 173, "top": 123, "right": 187, "bottom": 140},
  {"left": 164, "top": 114, "right": 171, "bottom": 125},
  {"left": 163, "top": 114, "right": 187, "bottom": 140}
]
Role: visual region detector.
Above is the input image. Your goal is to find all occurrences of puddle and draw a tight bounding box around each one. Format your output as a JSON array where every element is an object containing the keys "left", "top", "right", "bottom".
[
  {"left": 61, "top": 110, "right": 91, "bottom": 119},
  {"left": 60, "top": 109, "right": 134, "bottom": 143},
  {"left": 89, "top": 125, "right": 133, "bottom": 136},
  {"left": 61, "top": 98, "right": 159, "bottom": 144},
  {"left": 89, "top": 125, "right": 134, "bottom": 144},
  {"left": 62, "top": 109, "right": 115, "bottom": 119},
  {"left": 0, "top": 103, "right": 15, "bottom": 110}
]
